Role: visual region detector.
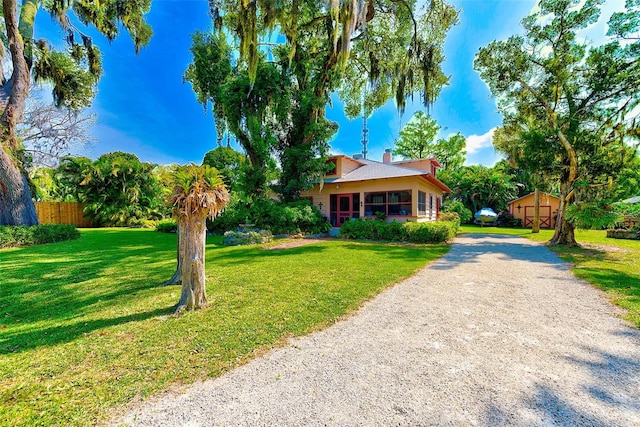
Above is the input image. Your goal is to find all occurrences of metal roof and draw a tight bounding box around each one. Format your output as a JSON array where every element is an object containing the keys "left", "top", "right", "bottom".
[
  {"left": 333, "top": 159, "right": 427, "bottom": 181},
  {"left": 330, "top": 159, "right": 450, "bottom": 192}
]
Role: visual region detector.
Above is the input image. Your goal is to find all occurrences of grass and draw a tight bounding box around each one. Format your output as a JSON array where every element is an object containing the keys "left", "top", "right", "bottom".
[
  {"left": 459, "top": 224, "right": 640, "bottom": 327},
  {"left": 0, "top": 229, "right": 448, "bottom": 427}
]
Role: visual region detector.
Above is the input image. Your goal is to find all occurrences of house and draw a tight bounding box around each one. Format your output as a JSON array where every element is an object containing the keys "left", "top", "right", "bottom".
[
  {"left": 301, "top": 150, "right": 450, "bottom": 227},
  {"left": 507, "top": 192, "right": 560, "bottom": 229}
]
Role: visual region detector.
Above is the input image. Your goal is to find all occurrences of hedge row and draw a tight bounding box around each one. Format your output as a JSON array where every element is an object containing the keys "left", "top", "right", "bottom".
[
  {"left": 340, "top": 218, "right": 459, "bottom": 243},
  {"left": 0, "top": 224, "right": 80, "bottom": 248}
]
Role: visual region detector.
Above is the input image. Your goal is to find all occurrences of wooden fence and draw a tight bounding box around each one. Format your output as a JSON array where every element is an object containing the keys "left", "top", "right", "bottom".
[{"left": 35, "top": 202, "right": 94, "bottom": 228}]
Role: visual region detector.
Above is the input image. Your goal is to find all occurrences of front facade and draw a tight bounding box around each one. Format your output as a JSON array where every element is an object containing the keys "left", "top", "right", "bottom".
[
  {"left": 302, "top": 153, "right": 450, "bottom": 227},
  {"left": 507, "top": 192, "right": 560, "bottom": 229}
]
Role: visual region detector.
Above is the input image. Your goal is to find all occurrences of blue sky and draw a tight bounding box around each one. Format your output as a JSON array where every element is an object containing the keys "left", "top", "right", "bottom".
[{"left": 33, "top": 0, "right": 621, "bottom": 167}]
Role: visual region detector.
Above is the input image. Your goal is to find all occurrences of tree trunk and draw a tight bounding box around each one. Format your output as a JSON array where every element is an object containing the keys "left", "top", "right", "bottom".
[
  {"left": 0, "top": 0, "right": 38, "bottom": 226},
  {"left": 532, "top": 187, "right": 540, "bottom": 233},
  {"left": 161, "top": 224, "right": 182, "bottom": 286},
  {"left": 174, "top": 214, "right": 208, "bottom": 314},
  {"left": 0, "top": 147, "right": 38, "bottom": 225},
  {"left": 1, "top": 0, "right": 31, "bottom": 149},
  {"left": 549, "top": 182, "right": 578, "bottom": 246}
]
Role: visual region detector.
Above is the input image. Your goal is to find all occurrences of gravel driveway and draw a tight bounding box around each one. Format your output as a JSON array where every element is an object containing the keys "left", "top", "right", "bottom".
[{"left": 114, "top": 234, "right": 640, "bottom": 426}]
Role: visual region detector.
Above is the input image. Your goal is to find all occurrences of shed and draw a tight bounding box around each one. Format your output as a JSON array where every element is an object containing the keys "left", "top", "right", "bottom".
[{"left": 507, "top": 192, "right": 560, "bottom": 229}]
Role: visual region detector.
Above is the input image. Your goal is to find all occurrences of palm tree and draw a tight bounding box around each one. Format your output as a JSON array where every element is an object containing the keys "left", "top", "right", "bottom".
[{"left": 168, "top": 164, "right": 229, "bottom": 313}]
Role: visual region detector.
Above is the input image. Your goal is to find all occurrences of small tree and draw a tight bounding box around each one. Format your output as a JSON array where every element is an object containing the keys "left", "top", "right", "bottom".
[
  {"left": 393, "top": 111, "right": 440, "bottom": 159},
  {"left": 168, "top": 164, "right": 229, "bottom": 314}
]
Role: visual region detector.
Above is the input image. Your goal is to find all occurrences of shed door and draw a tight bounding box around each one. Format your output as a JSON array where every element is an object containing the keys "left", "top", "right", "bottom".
[{"left": 524, "top": 206, "right": 552, "bottom": 228}]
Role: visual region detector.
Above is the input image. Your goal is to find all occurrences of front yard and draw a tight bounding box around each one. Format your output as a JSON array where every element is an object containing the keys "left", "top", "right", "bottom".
[{"left": 0, "top": 229, "right": 448, "bottom": 427}]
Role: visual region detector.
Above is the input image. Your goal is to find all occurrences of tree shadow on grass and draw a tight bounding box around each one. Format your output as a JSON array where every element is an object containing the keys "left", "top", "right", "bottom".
[
  {"left": 0, "top": 305, "right": 174, "bottom": 354},
  {"left": 0, "top": 231, "right": 178, "bottom": 353}
]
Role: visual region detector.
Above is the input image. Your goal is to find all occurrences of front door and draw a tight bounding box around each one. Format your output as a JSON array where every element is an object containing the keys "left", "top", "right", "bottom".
[{"left": 338, "top": 194, "right": 352, "bottom": 226}]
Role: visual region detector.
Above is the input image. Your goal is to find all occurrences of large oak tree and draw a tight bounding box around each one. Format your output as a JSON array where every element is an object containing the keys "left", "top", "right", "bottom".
[
  {"left": 0, "top": 0, "right": 152, "bottom": 225},
  {"left": 475, "top": 0, "right": 640, "bottom": 246},
  {"left": 186, "top": 0, "right": 458, "bottom": 201}
]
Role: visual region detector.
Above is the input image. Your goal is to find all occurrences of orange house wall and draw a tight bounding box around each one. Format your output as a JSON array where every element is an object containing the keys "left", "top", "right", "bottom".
[
  {"left": 302, "top": 176, "right": 444, "bottom": 223},
  {"left": 508, "top": 193, "right": 560, "bottom": 228}
]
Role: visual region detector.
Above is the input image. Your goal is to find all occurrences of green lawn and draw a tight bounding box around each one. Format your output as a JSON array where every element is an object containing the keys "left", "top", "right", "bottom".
[
  {"left": 0, "top": 229, "right": 448, "bottom": 427},
  {"left": 459, "top": 224, "right": 640, "bottom": 326}
]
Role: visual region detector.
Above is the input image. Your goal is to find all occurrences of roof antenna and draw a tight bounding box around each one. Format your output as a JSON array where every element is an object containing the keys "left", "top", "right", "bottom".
[{"left": 361, "top": 113, "right": 369, "bottom": 160}]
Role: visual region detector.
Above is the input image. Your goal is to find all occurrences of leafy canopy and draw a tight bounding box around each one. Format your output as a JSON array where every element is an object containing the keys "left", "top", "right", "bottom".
[
  {"left": 474, "top": 0, "right": 640, "bottom": 245},
  {"left": 186, "top": 0, "right": 458, "bottom": 201}
]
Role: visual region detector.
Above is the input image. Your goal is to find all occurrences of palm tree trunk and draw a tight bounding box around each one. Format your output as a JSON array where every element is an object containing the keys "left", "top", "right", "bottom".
[
  {"left": 174, "top": 215, "right": 208, "bottom": 314},
  {"left": 161, "top": 224, "right": 182, "bottom": 286}
]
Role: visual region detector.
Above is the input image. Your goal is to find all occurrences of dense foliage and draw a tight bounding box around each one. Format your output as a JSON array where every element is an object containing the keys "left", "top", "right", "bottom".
[
  {"left": 156, "top": 219, "right": 178, "bottom": 233},
  {"left": 186, "top": 1, "right": 458, "bottom": 202},
  {"left": 340, "top": 218, "right": 458, "bottom": 243},
  {"left": 210, "top": 198, "right": 330, "bottom": 236},
  {"left": 51, "top": 153, "right": 165, "bottom": 226},
  {"left": 201, "top": 146, "right": 246, "bottom": 192},
  {"left": 0, "top": 224, "right": 79, "bottom": 248},
  {"left": 475, "top": 0, "right": 640, "bottom": 245},
  {"left": 441, "top": 201, "right": 473, "bottom": 224},
  {"left": 0, "top": 0, "right": 153, "bottom": 226},
  {"left": 440, "top": 165, "right": 518, "bottom": 214}
]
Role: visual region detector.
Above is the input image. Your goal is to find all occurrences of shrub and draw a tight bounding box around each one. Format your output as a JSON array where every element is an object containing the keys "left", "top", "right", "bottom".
[
  {"left": 340, "top": 218, "right": 456, "bottom": 243},
  {"left": 340, "top": 218, "right": 406, "bottom": 241},
  {"left": 404, "top": 221, "right": 456, "bottom": 243},
  {"left": 156, "top": 219, "right": 178, "bottom": 233},
  {"left": 442, "top": 200, "right": 473, "bottom": 224},
  {"left": 128, "top": 218, "right": 157, "bottom": 228},
  {"left": 439, "top": 212, "right": 460, "bottom": 226},
  {"left": 210, "top": 198, "right": 330, "bottom": 235},
  {"left": 0, "top": 224, "right": 80, "bottom": 248},
  {"left": 223, "top": 229, "right": 273, "bottom": 246},
  {"left": 497, "top": 211, "right": 522, "bottom": 227},
  {"left": 566, "top": 202, "right": 621, "bottom": 230},
  {"left": 616, "top": 202, "right": 640, "bottom": 217},
  {"left": 438, "top": 213, "right": 460, "bottom": 235}
]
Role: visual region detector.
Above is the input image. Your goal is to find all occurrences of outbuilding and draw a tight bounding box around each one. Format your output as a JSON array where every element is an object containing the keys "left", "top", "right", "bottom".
[{"left": 507, "top": 192, "right": 560, "bottom": 229}]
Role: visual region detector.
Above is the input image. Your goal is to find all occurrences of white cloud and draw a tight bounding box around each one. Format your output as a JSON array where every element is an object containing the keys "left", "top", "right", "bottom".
[{"left": 465, "top": 127, "right": 496, "bottom": 154}]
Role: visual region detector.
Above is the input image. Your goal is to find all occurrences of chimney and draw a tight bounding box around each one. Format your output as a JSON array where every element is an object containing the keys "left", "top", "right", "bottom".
[
  {"left": 353, "top": 153, "right": 363, "bottom": 160},
  {"left": 382, "top": 149, "right": 392, "bottom": 163}
]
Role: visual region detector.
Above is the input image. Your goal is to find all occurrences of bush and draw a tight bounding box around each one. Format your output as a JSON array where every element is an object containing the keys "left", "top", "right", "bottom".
[
  {"left": 442, "top": 200, "right": 473, "bottom": 224},
  {"left": 404, "top": 221, "right": 457, "bottom": 243},
  {"left": 128, "top": 218, "right": 157, "bottom": 228},
  {"left": 616, "top": 202, "right": 640, "bottom": 217},
  {"left": 210, "top": 198, "right": 330, "bottom": 235},
  {"left": 497, "top": 211, "right": 522, "bottom": 227},
  {"left": 340, "top": 218, "right": 407, "bottom": 241},
  {"left": 156, "top": 219, "right": 178, "bottom": 233},
  {"left": 223, "top": 229, "right": 273, "bottom": 246},
  {"left": 340, "top": 218, "right": 456, "bottom": 243},
  {"left": 0, "top": 224, "right": 80, "bottom": 248},
  {"left": 566, "top": 202, "right": 621, "bottom": 230}
]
